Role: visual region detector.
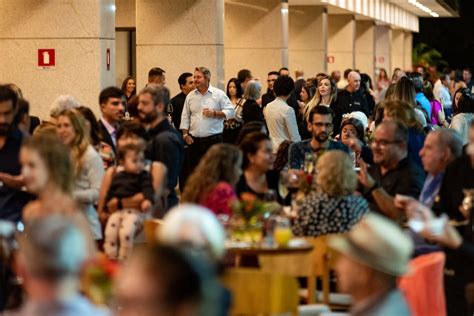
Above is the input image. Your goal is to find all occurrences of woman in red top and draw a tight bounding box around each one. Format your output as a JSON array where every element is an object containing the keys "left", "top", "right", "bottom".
[{"left": 181, "top": 143, "right": 242, "bottom": 216}]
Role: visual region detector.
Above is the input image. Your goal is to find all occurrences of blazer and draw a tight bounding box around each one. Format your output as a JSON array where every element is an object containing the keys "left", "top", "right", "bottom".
[{"left": 97, "top": 119, "right": 116, "bottom": 154}]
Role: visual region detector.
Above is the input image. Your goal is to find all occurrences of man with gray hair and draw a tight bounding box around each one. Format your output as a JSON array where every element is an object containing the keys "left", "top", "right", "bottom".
[
  {"left": 330, "top": 213, "right": 413, "bottom": 315},
  {"left": 401, "top": 128, "right": 462, "bottom": 208},
  {"left": 138, "top": 85, "right": 184, "bottom": 210},
  {"left": 8, "top": 215, "right": 107, "bottom": 316},
  {"left": 332, "top": 71, "right": 369, "bottom": 135},
  {"left": 180, "top": 67, "right": 235, "bottom": 175}
]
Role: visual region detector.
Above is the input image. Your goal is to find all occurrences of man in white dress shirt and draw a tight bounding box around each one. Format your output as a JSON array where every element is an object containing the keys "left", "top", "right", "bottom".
[
  {"left": 180, "top": 66, "right": 235, "bottom": 171},
  {"left": 433, "top": 73, "right": 452, "bottom": 116},
  {"left": 263, "top": 75, "right": 301, "bottom": 153}
]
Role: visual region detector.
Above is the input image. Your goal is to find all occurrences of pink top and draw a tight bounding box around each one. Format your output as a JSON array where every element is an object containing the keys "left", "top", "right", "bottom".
[
  {"left": 200, "top": 182, "right": 237, "bottom": 216},
  {"left": 430, "top": 99, "right": 443, "bottom": 125}
]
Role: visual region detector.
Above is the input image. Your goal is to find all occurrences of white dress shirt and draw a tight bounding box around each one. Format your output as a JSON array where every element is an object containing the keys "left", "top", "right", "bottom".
[
  {"left": 264, "top": 97, "right": 301, "bottom": 153},
  {"left": 436, "top": 84, "right": 452, "bottom": 110},
  {"left": 433, "top": 79, "right": 443, "bottom": 99},
  {"left": 180, "top": 84, "right": 235, "bottom": 138}
]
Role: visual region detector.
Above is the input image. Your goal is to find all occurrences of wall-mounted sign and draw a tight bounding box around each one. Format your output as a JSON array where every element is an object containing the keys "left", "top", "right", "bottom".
[
  {"left": 38, "top": 49, "right": 55, "bottom": 68},
  {"left": 106, "top": 48, "right": 111, "bottom": 71}
]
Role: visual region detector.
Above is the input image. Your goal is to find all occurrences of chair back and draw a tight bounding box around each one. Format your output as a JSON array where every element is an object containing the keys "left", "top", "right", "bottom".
[
  {"left": 398, "top": 251, "right": 446, "bottom": 316},
  {"left": 222, "top": 268, "right": 299, "bottom": 315},
  {"left": 259, "top": 235, "right": 340, "bottom": 304},
  {"left": 143, "top": 219, "right": 163, "bottom": 243}
]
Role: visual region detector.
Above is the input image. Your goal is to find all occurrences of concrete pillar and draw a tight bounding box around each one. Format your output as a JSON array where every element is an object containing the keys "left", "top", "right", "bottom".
[
  {"left": 137, "top": 0, "right": 225, "bottom": 94},
  {"left": 327, "top": 15, "right": 355, "bottom": 74},
  {"left": 225, "top": 0, "right": 283, "bottom": 89},
  {"left": 116, "top": 0, "right": 136, "bottom": 28},
  {"left": 404, "top": 31, "right": 413, "bottom": 72},
  {"left": 374, "top": 25, "right": 391, "bottom": 77},
  {"left": 355, "top": 20, "right": 375, "bottom": 79},
  {"left": 0, "top": 0, "right": 115, "bottom": 118},
  {"left": 289, "top": 6, "right": 327, "bottom": 78},
  {"left": 391, "top": 29, "right": 404, "bottom": 72}
]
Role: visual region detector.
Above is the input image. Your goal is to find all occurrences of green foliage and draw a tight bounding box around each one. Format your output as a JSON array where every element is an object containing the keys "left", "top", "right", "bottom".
[{"left": 413, "top": 43, "right": 449, "bottom": 70}]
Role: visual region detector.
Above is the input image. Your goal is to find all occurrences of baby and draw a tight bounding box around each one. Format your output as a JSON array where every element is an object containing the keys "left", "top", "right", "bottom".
[{"left": 104, "top": 143, "right": 154, "bottom": 260}]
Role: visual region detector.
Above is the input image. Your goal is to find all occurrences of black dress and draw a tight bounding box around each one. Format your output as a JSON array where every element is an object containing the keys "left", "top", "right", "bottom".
[{"left": 235, "top": 171, "right": 280, "bottom": 201}]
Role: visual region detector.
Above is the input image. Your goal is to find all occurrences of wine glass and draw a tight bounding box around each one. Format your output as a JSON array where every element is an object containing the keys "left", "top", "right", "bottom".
[{"left": 278, "top": 171, "right": 290, "bottom": 200}]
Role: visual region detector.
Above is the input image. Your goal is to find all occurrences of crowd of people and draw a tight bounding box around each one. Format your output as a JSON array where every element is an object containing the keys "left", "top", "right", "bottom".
[{"left": 1, "top": 63, "right": 474, "bottom": 315}]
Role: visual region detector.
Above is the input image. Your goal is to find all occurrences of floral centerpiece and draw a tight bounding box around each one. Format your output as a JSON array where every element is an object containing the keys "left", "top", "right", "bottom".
[
  {"left": 82, "top": 253, "right": 119, "bottom": 306},
  {"left": 232, "top": 192, "right": 268, "bottom": 223},
  {"left": 230, "top": 193, "right": 279, "bottom": 243}
]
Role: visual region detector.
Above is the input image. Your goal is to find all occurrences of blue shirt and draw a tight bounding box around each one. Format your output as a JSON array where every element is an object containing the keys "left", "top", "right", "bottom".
[
  {"left": 6, "top": 295, "right": 110, "bottom": 316},
  {"left": 416, "top": 92, "right": 431, "bottom": 119},
  {"left": 288, "top": 139, "right": 350, "bottom": 169}
]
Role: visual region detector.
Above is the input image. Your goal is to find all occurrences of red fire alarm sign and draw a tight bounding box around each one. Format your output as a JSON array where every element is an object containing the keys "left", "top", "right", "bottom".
[{"left": 38, "top": 49, "right": 55, "bottom": 68}]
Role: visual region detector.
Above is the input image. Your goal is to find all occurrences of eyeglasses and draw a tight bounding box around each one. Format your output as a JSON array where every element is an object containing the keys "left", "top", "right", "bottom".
[{"left": 371, "top": 139, "right": 403, "bottom": 147}]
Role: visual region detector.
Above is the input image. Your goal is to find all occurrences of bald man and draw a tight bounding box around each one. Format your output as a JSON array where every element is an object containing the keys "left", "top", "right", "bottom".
[{"left": 331, "top": 71, "right": 369, "bottom": 135}]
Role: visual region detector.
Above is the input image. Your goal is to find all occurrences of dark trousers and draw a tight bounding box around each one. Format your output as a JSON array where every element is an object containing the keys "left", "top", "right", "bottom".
[{"left": 182, "top": 133, "right": 223, "bottom": 186}]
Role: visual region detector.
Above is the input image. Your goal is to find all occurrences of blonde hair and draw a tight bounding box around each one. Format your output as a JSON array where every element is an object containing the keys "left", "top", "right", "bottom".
[
  {"left": 316, "top": 151, "right": 357, "bottom": 196},
  {"left": 22, "top": 134, "right": 74, "bottom": 195},
  {"left": 382, "top": 100, "right": 424, "bottom": 133},
  {"left": 304, "top": 76, "right": 337, "bottom": 121},
  {"left": 57, "top": 109, "right": 90, "bottom": 176}
]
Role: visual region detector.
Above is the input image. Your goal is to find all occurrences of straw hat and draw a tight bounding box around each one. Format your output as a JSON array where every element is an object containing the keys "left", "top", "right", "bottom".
[{"left": 329, "top": 213, "right": 413, "bottom": 276}]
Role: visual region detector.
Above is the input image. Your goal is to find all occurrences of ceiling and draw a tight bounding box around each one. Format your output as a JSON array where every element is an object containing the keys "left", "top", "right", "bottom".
[
  {"left": 288, "top": 0, "right": 458, "bottom": 17},
  {"left": 387, "top": 0, "right": 458, "bottom": 17}
]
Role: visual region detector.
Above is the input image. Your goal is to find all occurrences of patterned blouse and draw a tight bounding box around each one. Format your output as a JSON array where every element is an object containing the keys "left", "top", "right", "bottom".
[{"left": 292, "top": 191, "right": 368, "bottom": 237}]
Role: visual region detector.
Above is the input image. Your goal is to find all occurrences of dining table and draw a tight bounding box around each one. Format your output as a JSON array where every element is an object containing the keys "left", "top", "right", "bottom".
[{"left": 225, "top": 239, "right": 314, "bottom": 267}]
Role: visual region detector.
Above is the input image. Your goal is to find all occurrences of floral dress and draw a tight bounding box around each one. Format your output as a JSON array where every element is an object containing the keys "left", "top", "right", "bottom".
[{"left": 291, "top": 190, "right": 368, "bottom": 237}]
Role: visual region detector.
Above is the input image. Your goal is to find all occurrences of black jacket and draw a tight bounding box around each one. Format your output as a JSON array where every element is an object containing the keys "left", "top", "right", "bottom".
[
  {"left": 331, "top": 89, "right": 369, "bottom": 135},
  {"left": 98, "top": 119, "right": 117, "bottom": 154}
]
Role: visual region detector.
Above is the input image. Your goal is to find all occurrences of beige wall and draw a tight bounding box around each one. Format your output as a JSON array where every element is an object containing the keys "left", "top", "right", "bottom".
[
  {"left": 137, "top": 0, "right": 225, "bottom": 96},
  {"left": 391, "top": 29, "right": 404, "bottom": 71},
  {"left": 374, "top": 25, "right": 391, "bottom": 77},
  {"left": 225, "top": 0, "right": 282, "bottom": 92},
  {"left": 289, "top": 6, "right": 326, "bottom": 80},
  {"left": 116, "top": 0, "right": 136, "bottom": 28},
  {"left": 0, "top": 0, "right": 115, "bottom": 118},
  {"left": 404, "top": 31, "right": 413, "bottom": 71},
  {"left": 355, "top": 20, "right": 375, "bottom": 79},
  {"left": 328, "top": 15, "right": 355, "bottom": 74}
]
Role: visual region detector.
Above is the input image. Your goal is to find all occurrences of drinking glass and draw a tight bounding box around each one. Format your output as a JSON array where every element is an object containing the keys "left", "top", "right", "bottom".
[{"left": 274, "top": 217, "right": 293, "bottom": 247}]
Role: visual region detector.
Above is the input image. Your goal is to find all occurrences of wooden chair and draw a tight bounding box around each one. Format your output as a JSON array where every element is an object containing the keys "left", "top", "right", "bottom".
[
  {"left": 222, "top": 268, "right": 300, "bottom": 316},
  {"left": 143, "top": 218, "right": 163, "bottom": 243},
  {"left": 259, "top": 235, "right": 340, "bottom": 305}
]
